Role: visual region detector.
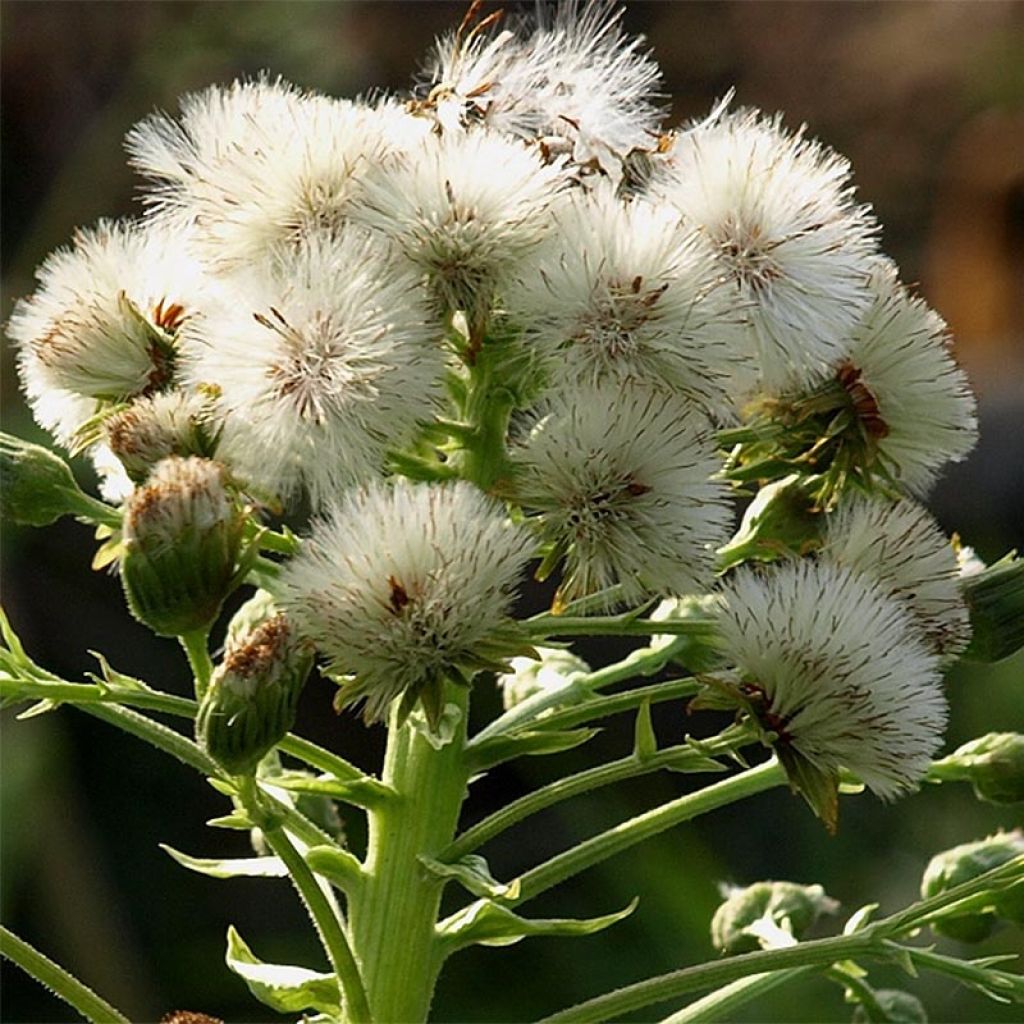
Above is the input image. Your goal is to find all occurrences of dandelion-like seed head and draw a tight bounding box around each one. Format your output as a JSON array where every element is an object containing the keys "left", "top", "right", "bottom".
[
  {"left": 514, "top": 382, "right": 732, "bottom": 607},
  {"left": 9, "top": 220, "right": 204, "bottom": 444},
  {"left": 654, "top": 108, "right": 878, "bottom": 392},
  {"left": 278, "top": 480, "right": 534, "bottom": 723},
  {"left": 718, "top": 560, "right": 946, "bottom": 801},
  {"left": 353, "top": 127, "right": 567, "bottom": 324},
  {"left": 127, "top": 79, "right": 426, "bottom": 270},
  {"left": 507, "top": 186, "right": 738, "bottom": 412},
  {"left": 820, "top": 496, "right": 970, "bottom": 658},
  {"left": 180, "top": 228, "right": 444, "bottom": 506},
  {"left": 421, "top": 1, "right": 663, "bottom": 176}
]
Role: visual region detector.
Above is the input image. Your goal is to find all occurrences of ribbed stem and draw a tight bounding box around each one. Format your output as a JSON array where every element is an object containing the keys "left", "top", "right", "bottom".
[{"left": 349, "top": 685, "right": 471, "bottom": 1023}]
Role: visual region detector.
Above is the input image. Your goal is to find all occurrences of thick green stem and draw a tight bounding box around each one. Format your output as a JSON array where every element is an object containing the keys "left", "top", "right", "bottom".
[
  {"left": 259, "top": 822, "right": 372, "bottom": 1024},
  {"left": 445, "top": 726, "right": 748, "bottom": 862},
  {"left": 0, "top": 925, "right": 131, "bottom": 1024},
  {"left": 349, "top": 686, "right": 471, "bottom": 1023},
  {"left": 507, "top": 757, "right": 786, "bottom": 908}
]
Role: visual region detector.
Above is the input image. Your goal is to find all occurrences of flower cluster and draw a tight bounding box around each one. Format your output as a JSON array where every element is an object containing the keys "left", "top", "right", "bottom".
[{"left": 7, "top": 2, "right": 979, "bottom": 786}]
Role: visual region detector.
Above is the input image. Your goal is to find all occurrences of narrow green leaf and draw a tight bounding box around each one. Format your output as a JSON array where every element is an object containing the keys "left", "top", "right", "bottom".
[
  {"left": 16, "top": 699, "right": 60, "bottom": 720},
  {"left": 85, "top": 651, "right": 145, "bottom": 691},
  {"left": 161, "top": 844, "right": 287, "bottom": 879},
  {"left": 207, "top": 812, "right": 254, "bottom": 831},
  {"left": 225, "top": 925, "right": 341, "bottom": 1015},
  {"left": 439, "top": 897, "right": 638, "bottom": 953},
  {"left": 420, "top": 854, "right": 520, "bottom": 900},
  {"left": 469, "top": 727, "right": 600, "bottom": 771}
]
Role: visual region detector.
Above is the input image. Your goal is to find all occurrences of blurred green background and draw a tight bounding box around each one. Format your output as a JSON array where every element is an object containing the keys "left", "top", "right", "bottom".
[{"left": 2, "top": 2, "right": 1022, "bottom": 1022}]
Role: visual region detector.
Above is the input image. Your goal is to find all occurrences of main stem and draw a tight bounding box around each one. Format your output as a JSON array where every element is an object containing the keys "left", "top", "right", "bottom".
[{"left": 349, "top": 685, "right": 471, "bottom": 1023}]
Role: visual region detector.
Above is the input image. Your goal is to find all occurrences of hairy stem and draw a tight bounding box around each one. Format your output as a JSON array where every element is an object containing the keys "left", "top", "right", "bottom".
[{"left": 0, "top": 925, "right": 131, "bottom": 1024}]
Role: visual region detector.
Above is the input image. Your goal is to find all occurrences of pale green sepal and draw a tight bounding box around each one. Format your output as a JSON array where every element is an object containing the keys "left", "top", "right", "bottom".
[
  {"left": 469, "top": 727, "right": 600, "bottom": 771},
  {"left": 419, "top": 854, "right": 521, "bottom": 901},
  {"left": 845, "top": 904, "right": 880, "bottom": 935},
  {"left": 438, "top": 896, "right": 638, "bottom": 953},
  {"left": 15, "top": 699, "right": 59, "bottom": 720},
  {"left": 633, "top": 700, "right": 657, "bottom": 761},
  {"left": 305, "top": 846, "right": 365, "bottom": 893},
  {"left": 161, "top": 844, "right": 287, "bottom": 879},
  {"left": 207, "top": 812, "right": 254, "bottom": 830},
  {"left": 225, "top": 925, "right": 341, "bottom": 1015}
]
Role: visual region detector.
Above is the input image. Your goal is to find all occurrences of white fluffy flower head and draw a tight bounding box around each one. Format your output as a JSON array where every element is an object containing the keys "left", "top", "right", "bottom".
[
  {"left": 507, "top": 186, "right": 738, "bottom": 412},
  {"left": 180, "top": 228, "right": 444, "bottom": 507},
  {"left": 718, "top": 560, "right": 946, "bottom": 801},
  {"left": 837, "top": 263, "right": 977, "bottom": 494},
  {"left": 278, "top": 480, "right": 533, "bottom": 723},
  {"left": 9, "top": 220, "right": 205, "bottom": 444},
  {"left": 514, "top": 382, "right": 732, "bottom": 608},
  {"left": 354, "top": 127, "right": 566, "bottom": 323},
  {"left": 422, "top": 1, "right": 663, "bottom": 175},
  {"left": 820, "top": 497, "right": 970, "bottom": 658},
  {"left": 655, "top": 108, "right": 878, "bottom": 392},
  {"left": 127, "top": 79, "right": 428, "bottom": 270}
]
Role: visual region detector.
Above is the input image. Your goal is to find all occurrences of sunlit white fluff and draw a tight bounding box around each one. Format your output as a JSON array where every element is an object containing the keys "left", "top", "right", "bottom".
[
  {"left": 513, "top": 382, "right": 732, "bottom": 606},
  {"left": 180, "top": 228, "right": 443, "bottom": 506},
  {"left": 353, "top": 127, "right": 566, "bottom": 324},
  {"left": 497, "top": 645, "right": 591, "bottom": 711},
  {"left": 278, "top": 480, "right": 533, "bottom": 722},
  {"left": 127, "top": 79, "right": 430, "bottom": 270},
  {"left": 819, "top": 497, "right": 970, "bottom": 657},
  {"left": 506, "top": 185, "right": 739, "bottom": 413},
  {"left": 8, "top": 219, "right": 205, "bottom": 445},
  {"left": 838, "top": 263, "right": 977, "bottom": 494},
  {"left": 422, "top": 1, "right": 663, "bottom": 175},
  {"left": 653, "top": 108, "right": 878, "bottom": 392},
  {"left": 719, "top": 560, "right": 946, "bottom": 798}
]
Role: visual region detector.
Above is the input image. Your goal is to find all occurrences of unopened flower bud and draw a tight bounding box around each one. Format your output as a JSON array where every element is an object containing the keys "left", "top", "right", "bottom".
[
  {"left": 962, "top": 553, "right": 1024, "bottom": 663},
  {"left": 1, "top": 432, "right": 111, "bottom": 527},
  {"left": 921, "top": 830, "right": 1024, "bottom": 942},
  {"left": 497, "top": 646, "right": 589, "bottom": 710},
  {"left": 104, "top": 391, "right": 217, "bottom": 483},
  {"left": 931, "top": 733, "right": 1024, "bottom": 805},
  {"left": 716, "top": 475, "right": 821, "bottom": 571},
  {"left": 711, "top": 880, "right": 838, "bottom": 954},
  {"left": 196, "top": 614, "right": 313, "bottom": 775},
  {"left": 851, "top": 990, "right": 927, "bottom": 1024},
  {"left": 120, "top": 456, "right": 244, "bottom": 636}
]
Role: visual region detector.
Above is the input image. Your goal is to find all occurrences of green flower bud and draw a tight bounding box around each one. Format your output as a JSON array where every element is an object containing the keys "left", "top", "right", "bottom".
[
  {"left": 0, "top": 432, "right": 113, "bottom": 527},
  {"left": 196, "top": 614, "right": 313, "bottom": 775},
  {"left": 962, "top": 552, "right": 1024, "bottom": 663},
  {"left": 497, "top": 645, "right": 589, "bottom": 710},
  {"left": 717, "top": 475, "right": 821, "bottom": 571},
  {"left": 931, "top": 733, "right": 1024, "bottom": 805},
  {"left": 851, "top": 990, "right": 927, "bottom": 1023},
  {"left": 921, "top": 830, "right": 1024, "bottom": 941},
  {"left": 649, "top": 593, "right": 724, "bottom": 673},
  {"left": 120, "top": 456, "right": 244, "bottom": 636},
  {"left": 711, "top": 880, "right": 838, "bottom": 954}
]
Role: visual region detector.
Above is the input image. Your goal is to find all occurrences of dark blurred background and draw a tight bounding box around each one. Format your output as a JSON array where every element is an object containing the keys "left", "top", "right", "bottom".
[{"left": 2, "top": 2, "right": 1022, "bottom": 1022}]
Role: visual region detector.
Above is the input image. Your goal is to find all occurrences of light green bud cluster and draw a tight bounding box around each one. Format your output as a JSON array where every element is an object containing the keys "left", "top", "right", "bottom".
[
  {"left": 710, "top": 880, "right": 838, "bottom": 954},
  {"left": 930, "top": 733, "right": 1024, "bottom": 805},
  {"left": 921, "top": 830, "right": 1024, "bottom": 942}
]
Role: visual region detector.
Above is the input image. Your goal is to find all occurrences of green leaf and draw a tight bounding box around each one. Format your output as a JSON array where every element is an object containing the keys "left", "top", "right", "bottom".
[
  {"left": 633, "top": 700, "right": 657, "bottom": 761},
  {"left": 207, "top": 812, "right": 254, "bottom": 831},
  {"left": 439, "top": 897, "right": 638, "bottom": 953},
  {"left": 225, "top": 926, "right": 341, "bottom": 1015},
  {"left": 419, "top": 854, "right": 521, "bottom": 901},
  {"left": 85, "top": 651, "right": 146, "bottom": 691},
  {"left": 15, "top": 699, "right": 60, "bottom": 720},
  {"left": 469, "top": 727, "right": 600, "bottom": 771},
  {"left": 161, "top": 844, "right": 287, "bottom": 879},
  {"left": 777, "top": 744, "right": 840, "bottom": 834}
]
